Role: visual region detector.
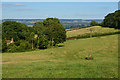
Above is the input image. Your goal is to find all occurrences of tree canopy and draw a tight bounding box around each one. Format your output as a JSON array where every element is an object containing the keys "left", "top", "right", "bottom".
[
  {"left": 90, "top": 21, "right": 99, "bottom": 26},
  {"left": 2, "top": 18, "right": 66, "bottom": 52},
  {"left": 2, "top": 21, "right": 30, "bottom": 41},
  {"left": 34, "top": 18, "right": 66, "bottom": 46},
  {"left": 102, "top": 10, "right": 120, "bottom": 29},
  {"left": 43, "top": 18, "right": 66, "bottom": 45}
]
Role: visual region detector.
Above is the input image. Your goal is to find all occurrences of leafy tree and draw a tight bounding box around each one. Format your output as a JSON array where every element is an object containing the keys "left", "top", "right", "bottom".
[
  {"left": 29, "top": 32, "right": 35, "bottom": 49},
  {"left": 90, "top": 21, "right": 99, "bottom": 26},
  {"left": 33, "top": 22, "right": 45, "bottom": 34},
  {"left": 2, "top": 18, "right": 67, "bottom": 52},
  {"left": 43, "top": 18, "right": 66, "bottom": 45},
  {"left": 37, "top": 34, "right": 49, "bottom": 49},
  {"left": 2, "top": 21, "right": 30, "bottom": 41},
  {"left": 102, "top": 10, "right": 120, "bottom": 29},
  {"left": 33, "top": 22, "right": 47, "bottom": 48},
  {"left": 14, "top": 40, "right": 21, "bottom": 46},
  {"left": 33, "top": 18, "right": 66, "bottom": 47},
  {"left": 17, "top": 40, "right": 31, "bottom": 52},
  {"left": 7, "top": 43, "right": 17, "bottom": 52},
  {"left": 2, "top": 39, "right": 7, "bottom": 52}
]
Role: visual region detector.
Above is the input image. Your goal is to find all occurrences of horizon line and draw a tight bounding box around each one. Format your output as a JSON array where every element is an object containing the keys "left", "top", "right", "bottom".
[{"left": 2, "top": 18, "right": 104, "bottom": 20}]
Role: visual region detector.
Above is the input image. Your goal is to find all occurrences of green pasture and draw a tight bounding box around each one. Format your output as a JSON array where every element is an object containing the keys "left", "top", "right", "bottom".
[
  {"left": 67, "top": 26, "right": 119, "bottom": 38},
  {"left": 2, "top": 34, "right": 118, "bottom": 78}
]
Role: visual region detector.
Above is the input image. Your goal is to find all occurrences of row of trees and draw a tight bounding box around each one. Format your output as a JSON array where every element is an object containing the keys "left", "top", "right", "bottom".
[
  {"left": 2, "top": 18, "right": 66, "bottom": 52},
  {"left": 90, "top": 10, "right": 120, "bottom": 29}
]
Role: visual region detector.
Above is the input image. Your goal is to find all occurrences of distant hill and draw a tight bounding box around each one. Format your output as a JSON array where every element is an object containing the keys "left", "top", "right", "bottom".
[{"left": 2, "top": 19, "right": 103, "bottom": 29}]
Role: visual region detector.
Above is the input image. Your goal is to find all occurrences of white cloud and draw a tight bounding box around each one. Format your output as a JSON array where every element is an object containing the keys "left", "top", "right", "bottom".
[
  {"left": 2, "top": 3, "right": 24, "bottom": 7},
  {"left": 15, "top": 4, "right": 24, "bottom": 6}
]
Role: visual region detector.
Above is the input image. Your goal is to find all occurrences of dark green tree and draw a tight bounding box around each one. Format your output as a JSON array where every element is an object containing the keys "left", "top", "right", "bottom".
[
  {"left": 102, "top": 10, "right": 120, "bottom": 29},
  {"left": 37, "top": 34, "right": 49, "bottom": 49},
  {"left": 2, "top": 18, "right": 67, "bottom": 52},
  {"left": 2, "top": 21, "right": 30, "bottom": 41},
  {"left": 7, "top": 43, "right": 17, "bottom": 52},
  {"left": 29, "top": 32, "right": 35, "bottom": 49},
  {"left": 90, "top": 21, "right": 99, "bottom": 26},
  {"left": 17, "top": 40, "right": 31, "bottom": 52},
  {"left": 43, "top": 18, "right": 66, "bottom": 45},
  {"left": 2, "top": 39, "right": 7, "bottom": 52},
  {"left": 33, "top": 22, "right": 45, "bottom": 34},
  {"left": 33, "top": 22, "right": 47, "bottom": 49}
]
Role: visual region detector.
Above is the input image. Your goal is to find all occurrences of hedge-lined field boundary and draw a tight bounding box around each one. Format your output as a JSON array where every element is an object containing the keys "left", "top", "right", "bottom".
[{"left": 67, "top": 31, "right": 120, "bottom": 40}]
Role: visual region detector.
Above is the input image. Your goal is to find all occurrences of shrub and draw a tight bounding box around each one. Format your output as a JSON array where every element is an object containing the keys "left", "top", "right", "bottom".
[
  {"left": 17, "top": 40, "right": 31, "bottom": 52},
  {"left": 14, "top": 40, "right": 21, "bottom": 46},
  {"left": 7, "top": 43, "right": 17, "bottom": 52},
  {"left": 2, "top": 39, "right": 7, "bottom": 52}
]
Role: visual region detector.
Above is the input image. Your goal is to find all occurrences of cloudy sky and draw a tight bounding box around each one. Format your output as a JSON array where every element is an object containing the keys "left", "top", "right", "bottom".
[{"left": 2, "top": 2, "right": 118, "bottom": 19}]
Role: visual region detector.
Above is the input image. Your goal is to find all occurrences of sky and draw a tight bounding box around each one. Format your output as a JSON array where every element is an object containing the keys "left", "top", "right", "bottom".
[
  {"left": 2, "top": 2, "right": 118, "bottom": 19},
  {"left": 1, "top": 0, "right": 120, "bottom": 2}
]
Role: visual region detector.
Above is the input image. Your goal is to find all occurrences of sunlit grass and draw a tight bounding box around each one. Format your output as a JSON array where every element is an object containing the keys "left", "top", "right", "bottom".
[
  {"left": 2, "top": 34, "right": 118, "bottom": 78},
  {"left": 67, "top": 26, "right": 119, "bottom": 38}
]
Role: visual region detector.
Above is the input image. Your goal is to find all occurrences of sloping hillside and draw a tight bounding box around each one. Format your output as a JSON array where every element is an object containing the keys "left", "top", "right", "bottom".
[
  {"left": 67, "top": 26, "right": 119, "bottom": 38},
  {"left": 2, "top": 34, "right": 118, "bottom": 78}
]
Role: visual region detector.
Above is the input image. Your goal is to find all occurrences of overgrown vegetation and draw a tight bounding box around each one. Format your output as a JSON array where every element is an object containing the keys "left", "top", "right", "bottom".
[{"left": 2, "top": 18, "right": 66, "bottom": 52}]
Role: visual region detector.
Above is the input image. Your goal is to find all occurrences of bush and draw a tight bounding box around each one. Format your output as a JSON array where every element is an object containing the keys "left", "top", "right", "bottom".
[
  {"left": 7, "top": 43, "right": 17, "bottom": 52},
  {"left": 2, "top": 39, "right": 7, "bottom": 52},
  {"left": 14, "top": 40, "right": 21, "bottom": 46},
  {"left": 17, "top": 40, "right": 31, "bottom": 52}
]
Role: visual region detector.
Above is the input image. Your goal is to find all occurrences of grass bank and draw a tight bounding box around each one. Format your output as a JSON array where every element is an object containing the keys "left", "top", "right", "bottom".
[
  {"left": 66, "top": 26, "right": 120, "bottom": 39},
  {"left": 2, "top": 34, "right": 118, "bottom": 78}
]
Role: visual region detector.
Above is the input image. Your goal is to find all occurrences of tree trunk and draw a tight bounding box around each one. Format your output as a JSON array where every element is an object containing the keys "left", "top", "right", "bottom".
[
  {"left": 32, "top": 38, "right": 33, "bottom": 49},
  {"left": 37, "top": 37, "right": 39, "bottom": 49},
  {"left": 52, "top": 38, "right": 53, "bottom": 47}
]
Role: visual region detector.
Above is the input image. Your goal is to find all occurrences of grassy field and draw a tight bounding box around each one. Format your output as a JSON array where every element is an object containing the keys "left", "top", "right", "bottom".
[
  {"left": 2, "top": 34, "right": 118, "bottom": 78},
  {"left": 66, "top": 26, "right": 119, "bottom": 38}
]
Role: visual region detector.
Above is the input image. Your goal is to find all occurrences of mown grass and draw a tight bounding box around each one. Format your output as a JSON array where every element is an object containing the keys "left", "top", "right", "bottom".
[{"left": 2, "top": 34, "right": 118, "bottom": 78}]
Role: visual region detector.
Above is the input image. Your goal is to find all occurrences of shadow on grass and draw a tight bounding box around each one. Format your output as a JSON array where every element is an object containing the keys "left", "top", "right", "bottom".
[{"left": 57, "top": 44, "right": 64, "bottom": 47}]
